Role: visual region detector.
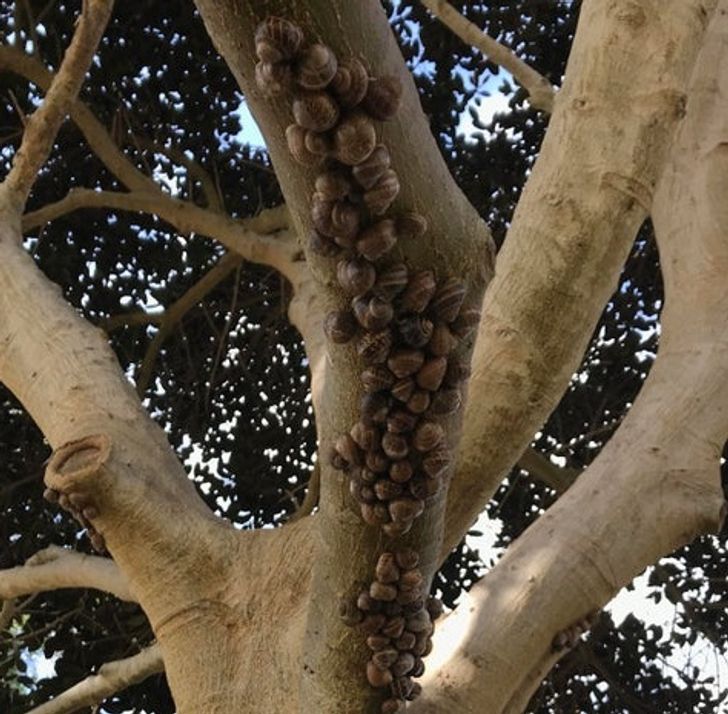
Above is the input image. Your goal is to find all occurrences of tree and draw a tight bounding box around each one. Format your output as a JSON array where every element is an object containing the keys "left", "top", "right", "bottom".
[{"left": 1, "top": 0, "right": 727, "bottom": 712}]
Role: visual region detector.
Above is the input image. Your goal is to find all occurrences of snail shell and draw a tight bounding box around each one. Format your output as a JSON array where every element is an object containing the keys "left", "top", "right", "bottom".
[
  {"left": 389, "top": 497, "right": 424, "bottom": 523},
  {"left": 444, "top": 355, "right": 471, "bottom": 385},
  {"left": 382, "top": 618, "right": 405, "bottom": 641},
  {"left": 304, "top": 129, "right": 333, "bottom": 157},
  {"left": 395, "top": 548, "right": 419, "bottom": 570},
  {"left": 386, "top": 409, "right": 418, "bottom": 434},
  {"left": 308, "top": 228, "right": 340, "bottom": 257},
  {"left": 333, "top": 112, "right": 377, "bottom": 165},
  {"left": 422, "top": 448, "right": 451, "bottom": 479},
  {"left": 396, "top": 211, "right": 428, "bottom": 241},
  {"left": 430, "top": 387, "right": 462, "bottom": 415},
  {"left": 428, "top": 322, "right": 457, "bottom": 356},
  {"left": 337, "top": 257, "right": 376, "bottom": 295},
  {"left": 361, "top": 365, "right": 395, "bottom": 393},
  {"left": 358, "top": 590, "right": 381, "bottom": 612},
  {"left": 390, "top": 377, "right": 415, "bottom": 403},
  {"left": 255, "top": 61, "right": 292, "bottom": 96},
  {"left": 426, "top": 597, "right": 444, "bottom": 621},
  {"left": 335, "top": 433, "right": 362, "bottom": 466},
  {"left": 361, "top": 502, "right": 391, "bottom": 526},
  {"left": 391, "top": 675, "right": 414, "bottom": 700},
  {"left": 356, "top": 219, "right": 397, "bottom": 262},
  {"left": 364, "top": 169, "right": 400, "bottom": 215},
  {"left": 330, "top": 200, "right": 361, "bottom": 240},
  {"left": 353, "top": 295, "right": 394, "bottom": 331},
  {"left": 405, "top": 609, "right": 432, "bottom": 633},
  {"left": 292, "top": 91, "right": 340, "bottom": 131},
  {"left": 315, "top": 169, "right": 352, "bottom": 201},
  {"left": 398, "top": 315, "right": 434, "bottom": 349},
  {"left": 406, "top": 389, "right": 431, "bottom": 414},
  {"left": 400, "top": 270, "right": 436, "bottom": 313},
  {"left": 392, "top": 652, "right": 416, "bottom": 677},
  {"left": 370, "top": 581, "right": 398, "bottom": 602},
  {"left": 408, "top": 476, "right": 441, "bottom": 500},
  {"left": 311, "top": 195, "right": 335, "bottom": 236},
  {"left": 360, "top": 391, "right": 391, "bottom": 424},
  {"left": 365, "top": 448, "right": 390, "bottom": 473},
  {"left": 360, "top": 613, "right": 387, "bottom": 635},
  {"left": 412, "top": 421, "right": 445, "bottom": 452},
  {"left": 389, "top": 460, "right": 413, "bottom": 483},
  {"left": 382, "top": 520, "right": 412, "bottom": 537},
  {"left": 331, "top": 56, "right": 370, "bottom": 108},
  {"left": 432, "top": 278, "right": 467, "bottom": 323},
  {"left": 356, "top": 329, "right": 393, "bottom": 366},
  {"left": 366, "top": 661, "right": 393, "bottom": 688},
  {"left": 352, "top": 144, "right": 391, "bottom": 190},
  {"left": 399, "top": 569, "right": 424, "bottom": 590},
  {"left": 416, "top": 356, "right": 448, "bottom": 391},
  {"left": 323, "top": 309, "right": 357, "bottom": 343},
  {"left": 372, "top": 648, "right": 399, "bottom": 669},
  {"left": 286, "top": 124, "right": 323, "bottom": 166},
  {"left": 381, "top": 698, "right": 404, "bottom": 714},
  {"left": 381, "top": 432, "right": 409, "bottom": 460},
  {"left": 409, "top": 681, "right": 424, "bottom": 700},
  {"left": 367, "top": 634, "right": 392, "bottom": 651},
  {"left": 411, "top": 658, "right": 426, "bottom": 678},
  {"left": 350, "top": 421, "right": 380, "bottom": 451},
  {"left": 374, "top": 479, "right": 403, "bottom": 501},
  {"left": 397, "top": 587, "right": 422, "bottom": 606},
  {"left": 254, "top": 16, "right": 304, "bottom": 63},
  {"left": 387, "top": 348, "right": 425, "bottom": 379},
  {"left": 338, "top": 597, "right": 364, "bottom": 627},
  {"left": 295, "top": 43, "right": 338, "bottom": 89},
  {"left": 375, "top": 553, "right": 400, "bottom": 583},
  {"left": 395, "top": 631, "right": 416, "bottom": 651},
  {"left": 372, "top": 262, "right": 408, "bottom": 299},
  {"left": 363, "top": 74, "right": 403, "bottom": 121},
  {"left": 451, "top": 307, "right": 481, "bottom": 339}
]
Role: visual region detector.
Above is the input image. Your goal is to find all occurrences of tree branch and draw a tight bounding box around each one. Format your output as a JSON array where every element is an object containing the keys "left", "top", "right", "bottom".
[
  {"left": 25, "top": 645, "right": 163, "bottom": 714},
  {"left": 0, "top": 545, "right": 135, "bottom": 602},
  {"left": 517, "top": 447, "right": 579, "bottom": 494},
  {"left": 444, "top": 0, "right": 715, "bottom": 556},
  {"left": 419, "top": 0, "right": 555, "bottom": 112},
  {"left": 0, "top": 0, "right": 114, "bottom": 213}
]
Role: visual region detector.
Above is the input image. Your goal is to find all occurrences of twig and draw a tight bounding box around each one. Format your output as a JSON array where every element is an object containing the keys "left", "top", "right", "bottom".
[
  {"left": 0, "top": 0, "right": 115, "bottom": 212},
  {"left": 419, "top": 0, "right": 555, "bottom": 113},
  {"left": 287, "top": 463, "right": 321, "bottom": 523}
]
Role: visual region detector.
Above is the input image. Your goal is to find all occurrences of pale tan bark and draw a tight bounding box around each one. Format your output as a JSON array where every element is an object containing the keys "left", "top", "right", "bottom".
[
  {"left": 0, "top": 545, "right": 134, "bottom": 602},
  {"left": 444, "top": 0, "right": 717, "bottom": 555},
  {"left": 412, "top": 5, "right": 728, "bottom": 712},
  {"left": 419, "top": 0, "right": 555, "bottom": 112},
  {"left": 26, "top": 645, "right": 163, "bottom": 714}
]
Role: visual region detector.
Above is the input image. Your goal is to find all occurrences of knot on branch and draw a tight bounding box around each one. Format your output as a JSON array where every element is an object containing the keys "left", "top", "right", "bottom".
[{"left": 43, "top": 433, "right": 112, "bottom": 552}]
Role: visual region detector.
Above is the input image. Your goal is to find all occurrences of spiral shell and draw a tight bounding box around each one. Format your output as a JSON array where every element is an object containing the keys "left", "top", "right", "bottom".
[
  {"left": 409, "top": 475, "right": 441, "bottom": 501},
  {"left": 311, "top": 195, "right": 335, "bottom": 236},
  {"left": 356, "top": 329, "right": 393, "bottom": 366},
  {"left": 295, "top": 43, "right": 338, "bottom": 89},
  {"left": 381, "top": 432, "right": 409, "bottom": 460},
  {"left": 412, "top": 421, "right": 445, "bottom": 452},
  {"left": 444, "top": 355, "right": 471, "bottom": 385},
  {"left": 382, "top": 520, "right": 412, "bottom": 537},
  {"left": 431, "top": 278, "right": 466, "bottom": 323},
  {"left": 357, "top": 219, "right": 397, "bottom": 262},
  {"left": 392, "top": 652, "right": 416, "bottom": 677},
  {"left": 428, "top": 323, "right": 456, "bottom": 356},
  {"left": 398, "top": 314, "right": 434, "bottom": 349},
  {"left": 389, "top": 497, "right": 424, "bottom": 523},
  {"left": 361, "top": 365, "right": 395, "bottom": 393},
  {"left": 390, "top": 377, "right": 415, "bottom": 403},
  {"left": 353, "top": 144, "right": 391, "bottom": 190},
  {"left": 363, "top": 75, "right": 403, "bottom": 121},
  {"left": 335, "top": 433, "right": 362, "bottom": 466},
  {"left": 337, "top": 257, "right": 376, "bottom": 295},
  {"left": 451, "top": 307, "right": 481, "bottom": 339},
  {"left": 292, "top": 91, "right": 340, "bottom": 131},
  {"left": 387, "top": 348, "right": 425, "bottom": 379},
  {"left": 400, "top": 270, "right": 436, "bottom": 313},
  {"left": 422, "top": 448, "right": 451, "bottom": 479},
  {"left": 255, "top": 61, "right": 292, "bottom": 96},
  {"left": 375, "top": 552, "right": 400, "bottom": 583},
  {"left": 395, "top": 631, "right": 416, "bottom": 651},
  {"left": 324, "top": 309, "right": 357, "bottom": 344},
  {"left": 331, "top": 201, "right": 361, "bottom": 240},
  {"left": 304, "top": 130, "right": 333, "bottom": 157},
  {"left": 373, "top": 263, "right": 408, "bottom": 299},
  {"left": 389, "top": 460, "right": 413, "bottom": 483},
  {"left": 361, "top": 502, "right": 391, "bottom": 526},
  {"left": 254, "top": 16, "right": 304, "bottom": 63},
  {"left": 396, "top": 211, "right": 428, "bottom": 241},
  {"left": 406, "top": 390, "right": 430, "bottom": 414},
  {"left": 365, "top": 448, "right": 390, "bottom": 472},
  {"left": 375, "top": 479, "right": 403, "bottom": 501},
  {"left": 395, "top": 548, "right": 419, "bottom": 570},
  {"left": 333, "top": 112, "right": 377, "bottom": 165},
  {"left": 430, "top": 387, "right": 462, "bottom": 416},
  {"left": 353, "top": 295, "right": 395, "bottom": 331},
  {"left": 286, "top": 124, "right": 323, "bottom": 166},
  {"left": 382, "top": 616, "right": 405, "bottom": 639},
  {"left": 386, "top": 409, "right": 417, "bottom": 434},
  {"left": 372, "top": 648, "right": 399, "bottom": 669},
  {"left": 364, "top": 169, "right": 400, "bottom": 215},
  {"left": 351, "top": 421, "right": 380, "bottom": 452},
  {"left": 315, "top": 169, "right": 352, "bottom": 201},
  {"left": 367, "top": 661, "right": 393, "bottom": 688},
  {"left": 331, "top": 56, "right": 370, "bottom": 108},
  {"left": 308, "top": 228, "right": 340, "bottom": 257},
  {"left": 416, "top": 356, "right": 447, "bottom": 391}
]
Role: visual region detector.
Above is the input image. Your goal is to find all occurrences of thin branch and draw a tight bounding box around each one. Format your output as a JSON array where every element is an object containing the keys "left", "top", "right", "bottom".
[
  {"left": 518, "top": 446, "right": 580, "bottom": 494},
  {"left": 25, "top": 644, "right": 163, "bottom": 714},
  {"left": 0, "top": 599, "right": 16, "bottom": 631},
  {"left": 0, "top": 0, "right": 114, "bottom": 212},
  {"left": 419, "top": 0, "right": 555, "bottom": 113},
  {"left": 0, "top": 545, "right": 135, "bottom": 603},
  {"left": 135, "top": 251, "right": 242, "bottom": 395}
]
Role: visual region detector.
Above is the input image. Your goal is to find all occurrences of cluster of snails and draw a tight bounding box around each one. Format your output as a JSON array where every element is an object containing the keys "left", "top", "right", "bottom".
[
  {"left": 339, "top": 549, "right": 443, "bottom": 712},
  {"left": 254, "top": 16, "right": 478, "bottom": 711}
]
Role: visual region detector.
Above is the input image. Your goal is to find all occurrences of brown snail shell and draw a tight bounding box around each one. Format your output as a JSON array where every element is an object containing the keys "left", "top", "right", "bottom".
[
  {"left": 408, "top": 476, "right": 441, "bottom": 500},
  {"left": 361, "top": 365, "right": 395, "bottom": 393},
  {"left": 304, "top": 130, "right": 333, "bottom": 157},
  {"left": 358, "top": 590, "right": 380, "bottom": 612},
  {"left": 308, "top": 228, "right": 340, "bottom": 257},
  {"left": 389, "top": 460, "right": 413, "bottom": 483},
  {"left": 337, "top": 257, "right": 376, "bottom": 295},
  {"left": 365, "top": 448, "right": 390, "bottom": 472},
  {"left": 416, "top": 356, "right": 448, "bottom": 391},
  {"left": 370, "top": 581, "right": 398, "bottom": 602},
  {"left": 361, "top": 392, "right": 390, "bottom": 424},
  {"left": 367, "top": 661, "right": 393, "bottom": 688},
  {"left": 430, "top": 387, "right": 462, "bottom": 415},
  {"left": 373, "top": 262, "right": 408, "bottom": 299},
  {"left": 381, "top": 432, "right": 409, "bottom": 460},
  {"left": 333, "top": 112, "right": 377, "bottom": 166},
  {"left": 399, "top": 569, "right": 424, "bottom": 590},
  {"left": 391, "top": 675, "right": 414, "bottom": 700},
  {"left": 451, "top": 307, "right": 481, "bottom": 339},
  {"left": 422, "top": 448, "right": 451, "bottom": 479},
  {"left": 382, "top": 520, "right": 412, "bottom": 537},
  {"left": 397, "top": 587, "right": 423, "bottom": 606},
  {"left": 360, "top": 468, "right": 378, "bottom": 484},
  {"left": 395, "top": 631, "right": 416, "bottom": 651},
  {"left": 413, "top": 633, "right": 433, "bottom": 657},
  {"left": 396, "top": 211, "right": 428, "bottom": 241},
  {"left": 367, "top": 634, "right": 392, "bottom": 651},
  {"left": 400, "top": 270, "right": 436, "bottom": 313},
  {"left": 255, "top": 61, "right": 292, "bottom": 96},
  {"left": 406, "top": 390, "right": 431, "bottom": 414},
  {"left": 323, "top": 310, "right": 357, "bottom": 344},
  {"left": 428, "top": 322, "right": 457, "bottom": 356},
  {"left": 383, "top": 601, "right": 404, "bottom": 617},
  {"left": 386, "top": 409, "right": 418, "bottom": 434},
  {"left": 389, "top": 497, "right": 424, "bottom": 523},
  {"left": 374, "top": 479, "right": 403, "bottom": 501},
  {"left": 286, "top": 124, "right": 323, "bottom": 166},
  {"left": 412, "top": 421, "right": 445, "bottom": 452},
  {"left": 350, "top": 421, "right": 380, "bottom": 451},
  {"left": 392, "top": 652, "right": 416, "bottom": 677},
  {"left": 388, "top": 348, "right": 425, "bottom": 379},
  {"left": 375, "top": 553, "right": 400, "bottom": 583},
  {"left": 395, "top": 548, "right": 419, "bottom": 570},
  {"left": 432, "top": 278, "right": 467, "bottom": 323},
  {"left": 335, "top": 433, "right": 362, "bottom": 466},
  {"left": 292, "top": 91, "right": 340, "bottom": 131},
  {"left": 356, "top": 329, "right": 393, "bottom": 366},
  {"left": 381, "top": 616, "right": 406, "bottom": 639},
  {"left": 329, "top": 448, "right": 348, "bottom": 471},
  {"left": 363, "top": 75, "right": 403, "bottom": 121},
  {"left": 353, "top": 295, "right": 394, "bottom": 331},
  {"left": 372, "top": 648, "right": 399, "bottom": 669},
  {"left": 382, "top": 699, "right": 404, "bottom": 714},
  {"left": 356, "top": 219, "right": 398, "bottom": 262},
  {"left": 315, "top": 170, "right": 352, "bottom": 201},
  {"left": 254, "top": 16, "right": 304, "bottom": 63},
  {"left": 444, "top": 355, "right": 471, "bottom": 385},
  {"left": 360, "top": 613, "right": 387, "bottom": 635},
  {"left": 411, "top": 658, "right": 426, "bottom": 678},
  {"left": 295, "top": 43, "right": 338, "bottom": 90},
  {"left": 350, "top": 479, "right": 375, "bottom": 503},
  {"left": 405, "top": 610, "right": 432, "bottom": 633},
  {"left": 331, "top": 56, "right": 369, "bottom": 108},
  {"left": 390, "top": 378, "right": 415, "bottom": 403},
  {"left": 361, "top": 502, "right": 391, "bottom": 526},
  {"left": 409, "top": 681, "right": 423, "bottom": 701},
  {"left": 330, "top": 201, "right": 361, "bottom": 240},
  {"left": 311, "top": 195, "right": 335, "bottom": 236},
  {"left": 398, "top": 315, "right": 434, "bottom": 349},
  {"left": 364, "top": 169, "right": 400, "bottom": 215},
  {"left": 352, "top": 144, "right": 391, "bottom": 190},
  {"left": 338, "top": 597, "right": 364, "bottom": 626},
  {"left": 426, "top": 596, "right": 444, "bottom": 621}
]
